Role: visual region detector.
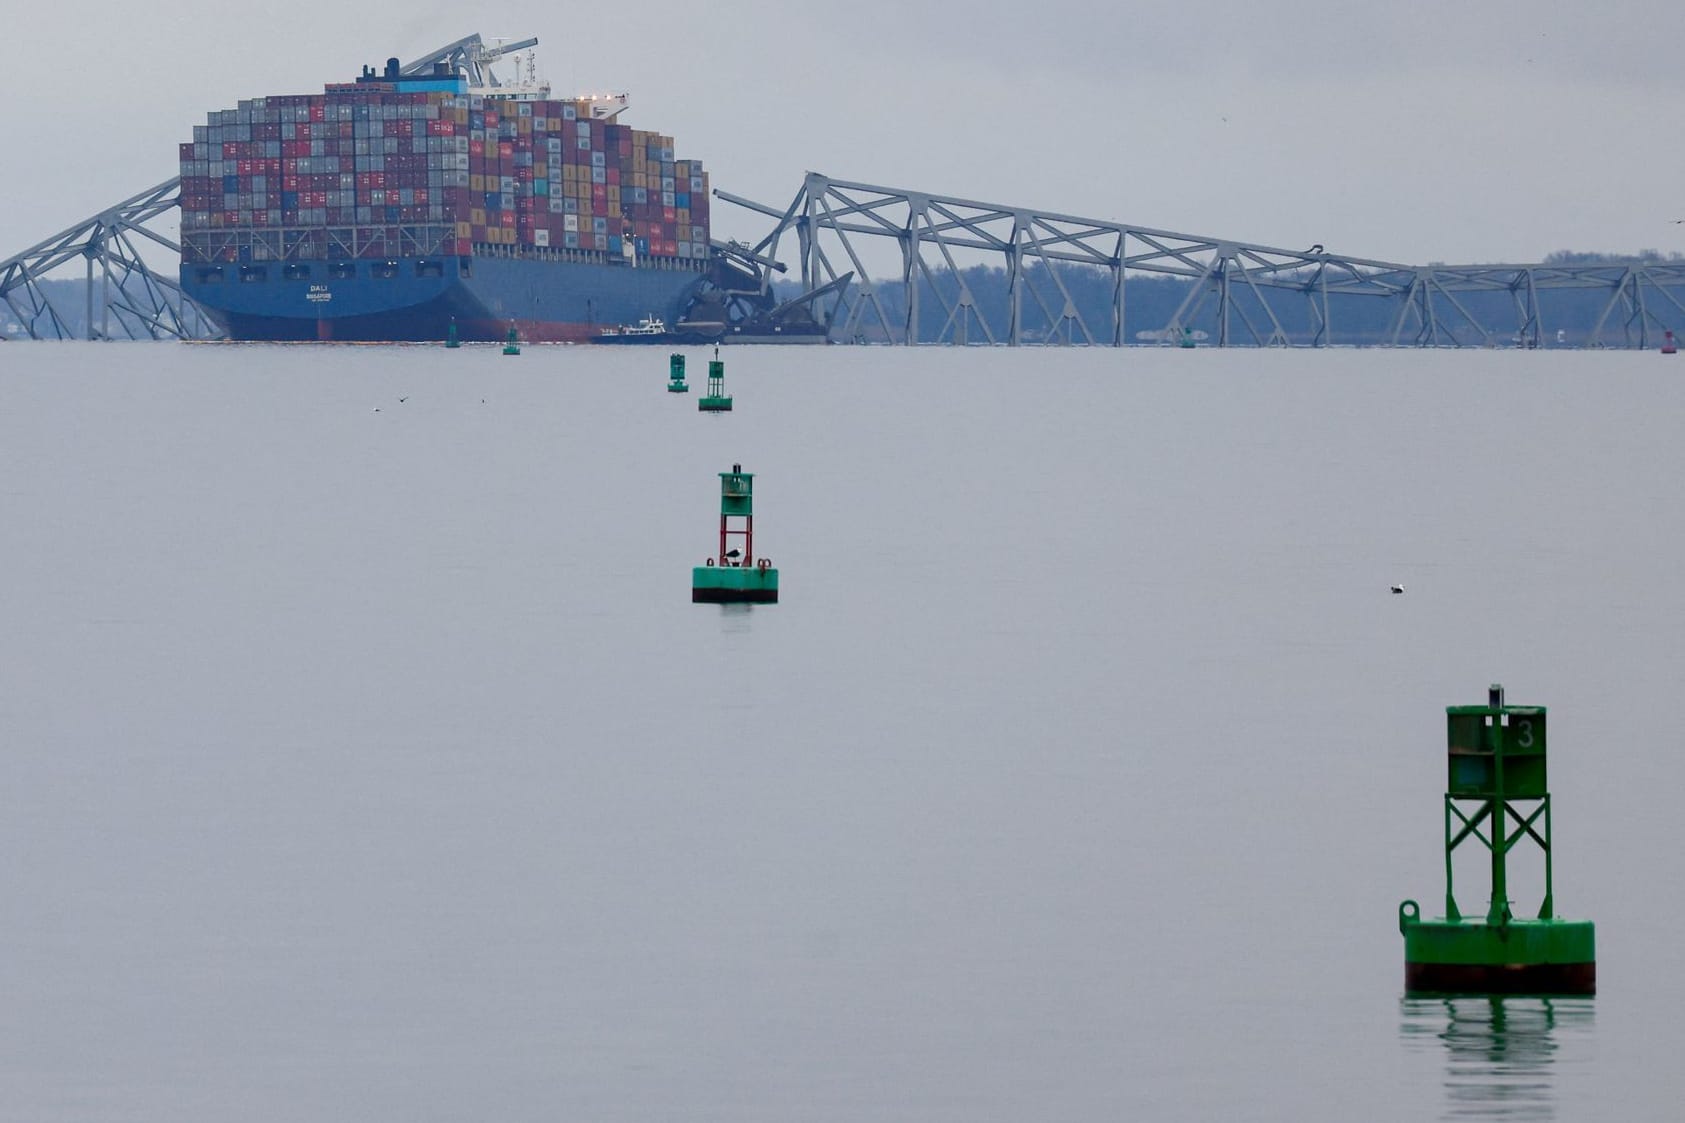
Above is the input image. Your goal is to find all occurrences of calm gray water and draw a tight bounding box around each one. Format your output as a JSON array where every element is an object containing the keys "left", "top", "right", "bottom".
[{"left": 0, "top": 342, "right": 1680, "bottom": 1121}]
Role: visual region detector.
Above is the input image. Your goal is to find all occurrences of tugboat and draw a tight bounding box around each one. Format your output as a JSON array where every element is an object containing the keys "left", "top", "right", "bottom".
[
  {"left": 595, "top": 314, "right": 669, "bottom": 341},
  {"left": 592, "top": 313, "right": 724, "bottom": 346}
]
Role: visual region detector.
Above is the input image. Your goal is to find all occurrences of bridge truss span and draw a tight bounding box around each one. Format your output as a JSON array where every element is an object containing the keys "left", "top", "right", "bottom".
[
  {"left": 719, "top": 172, "right": 1685, "bottom": 348},
  {"left": 0, "top": 179, "right": 221, "bottom": 341}
]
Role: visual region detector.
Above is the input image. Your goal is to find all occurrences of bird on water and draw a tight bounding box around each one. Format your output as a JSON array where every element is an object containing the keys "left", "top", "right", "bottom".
[{"left": 1390, "top": 584, "right": 1405, "bottom": 594}]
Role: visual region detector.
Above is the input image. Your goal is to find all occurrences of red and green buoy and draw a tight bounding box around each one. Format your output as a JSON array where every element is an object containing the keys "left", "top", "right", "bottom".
[
  {"left": 698, "top": 347, "right": 732, "bottom": 412},
  {"left": 668, "top": 352, "right": 689, "bottom": 393},
  {"left": 1399, "top": 684, "right": 1595, "bottom": 995},
  {"left": 691, "top": 463, "right": 777, "bottom": 603}
]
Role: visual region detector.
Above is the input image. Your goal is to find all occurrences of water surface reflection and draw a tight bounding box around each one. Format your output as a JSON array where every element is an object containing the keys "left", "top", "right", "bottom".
[{"left": 1400, "top": 996, "right": 1595, "bottom": 1120}]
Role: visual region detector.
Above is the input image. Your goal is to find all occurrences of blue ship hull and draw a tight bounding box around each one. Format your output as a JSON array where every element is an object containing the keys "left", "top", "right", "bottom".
[{"left": 181, "top": 254, "right": 705, "bottom": 342}]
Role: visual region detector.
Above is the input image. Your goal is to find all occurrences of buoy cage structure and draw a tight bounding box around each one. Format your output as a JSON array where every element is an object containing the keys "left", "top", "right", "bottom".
[
  {"left": 698, "top": 348, "right": 732, "bottom": 412},
  {"left": 692, "top": 464, "right": 777, "bottom": 603},
  {"left": 1399, "top": 684, "right": 1594, "bottom": 995}
]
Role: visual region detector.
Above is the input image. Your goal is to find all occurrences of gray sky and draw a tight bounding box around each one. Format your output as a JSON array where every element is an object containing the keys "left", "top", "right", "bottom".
[{"left": 6, "top": 0, "right": 1684, "bottom": 265}]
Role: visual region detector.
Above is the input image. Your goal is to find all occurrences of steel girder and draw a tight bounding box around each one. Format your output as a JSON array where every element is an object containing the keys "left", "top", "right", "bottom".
[
  {"left": 0, "top": 179, "right": 222, "bottom": 341},
  {"left": 718, "top": 173, "right": 1685, "bottom": 347},
  {"left": 400, "top": 33, "right": 538, "bottom": 88}
]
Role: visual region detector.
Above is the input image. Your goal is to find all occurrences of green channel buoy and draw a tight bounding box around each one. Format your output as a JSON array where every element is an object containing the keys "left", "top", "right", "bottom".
[
  {"left": 1399, "top": 684, "right": 1595, "bottom": 995},
  {"left": 668, "top": 352, "right": 689, "bottom": 393},
  {"left": 446, "top": 318, "right": 460, "bottom": 348},
  {"left": 503, "top": 323, "right": 521, "bottom": 355},
  {"left": 698, "top": 346, "right": 732, "bottom": 412},
  {"left": 691, "top": 463, "right": 777, "bottom": 604}
]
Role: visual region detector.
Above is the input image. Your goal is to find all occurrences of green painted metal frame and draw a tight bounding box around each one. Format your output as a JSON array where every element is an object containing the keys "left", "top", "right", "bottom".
[
  {"left": 1401, "top": 684, "right": 1594, "bottom": 995},
  {"left": 699, "top": 350, "right": 732, "bottom": 411}
]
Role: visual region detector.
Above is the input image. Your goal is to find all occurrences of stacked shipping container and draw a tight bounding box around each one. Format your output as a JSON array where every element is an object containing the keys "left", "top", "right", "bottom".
[{"left": 179, "top": 81, "right": 710, "bottom": 268}]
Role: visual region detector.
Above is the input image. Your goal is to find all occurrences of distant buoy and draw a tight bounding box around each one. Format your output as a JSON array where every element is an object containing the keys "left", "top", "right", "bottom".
[
  {"left": 692, "top": 464, "right": 777, "bottom": 603},
  {"left": 1662, "top": 330, "right": 1677, "bottom": 355},
  {"left": 446, "top": 318, "right": 461, "bottom": 349},
  {"left": 699, "top": 346, "right": 733, "bottom": 412},
  {"left": 668, "top": 352, "right": 690, "bottom": 393},
  {"left": 503, "top": 323, "right": 521, "bottom": 356}
]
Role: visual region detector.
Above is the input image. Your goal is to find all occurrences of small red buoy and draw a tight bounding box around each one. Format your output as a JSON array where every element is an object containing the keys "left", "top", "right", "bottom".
[{"left": 1664, "top": 330, "right": 1678, "bottom": 355}]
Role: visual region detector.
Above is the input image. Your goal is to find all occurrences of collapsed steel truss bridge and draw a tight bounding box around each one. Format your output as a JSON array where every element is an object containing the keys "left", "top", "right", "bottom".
[
  {"left": 719, "top": 173, "right": 1685, "bottom": 348},
  {"left": 1, "top": 179, "right": 223, "bottom": 341},
  {"left": 5, "top": 34, "right": 1682, "bottom": 346}
]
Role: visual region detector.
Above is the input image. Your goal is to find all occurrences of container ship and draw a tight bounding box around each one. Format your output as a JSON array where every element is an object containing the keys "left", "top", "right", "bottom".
[{"left": 177, "top": 56, "right": 711, "bottom": 342}]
